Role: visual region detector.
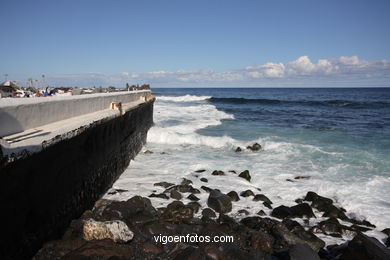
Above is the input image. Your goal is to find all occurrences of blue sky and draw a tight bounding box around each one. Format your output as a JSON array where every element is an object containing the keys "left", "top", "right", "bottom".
[{"left": 1, "top": 0, "right": 390, "bottom": 87}]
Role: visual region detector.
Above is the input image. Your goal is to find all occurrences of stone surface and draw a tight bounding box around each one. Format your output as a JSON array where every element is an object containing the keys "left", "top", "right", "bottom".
[
  {"left": 207, "top": 190, "right": 232, "bottom": 213},
  {"left": 227, "top": 191, "right": 240, "bottom": 201},
  {"left": 83, "top": 219, "right": 134, "bottom": 243},
  {"left": 238, "top": 170, "right": 251, "bottom": 182}
]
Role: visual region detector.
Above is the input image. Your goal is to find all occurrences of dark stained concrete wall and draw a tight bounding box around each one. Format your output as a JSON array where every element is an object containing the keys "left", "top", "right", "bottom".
[{"left": 0, "top": 98, "right": 154, "bottom": 260}]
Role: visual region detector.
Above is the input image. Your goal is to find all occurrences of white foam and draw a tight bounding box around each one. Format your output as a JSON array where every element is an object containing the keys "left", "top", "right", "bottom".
[
  {"left": 157, "top": 95, "right": 211, "bottom": 102},
  {"left": 105, "top": 95, "right": 390, "bottom": 246}
]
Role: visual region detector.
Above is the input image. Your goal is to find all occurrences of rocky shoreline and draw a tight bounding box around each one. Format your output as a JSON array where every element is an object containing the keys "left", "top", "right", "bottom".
[{"left": 35, "top": 158, "right": 390, "bottom": 260}]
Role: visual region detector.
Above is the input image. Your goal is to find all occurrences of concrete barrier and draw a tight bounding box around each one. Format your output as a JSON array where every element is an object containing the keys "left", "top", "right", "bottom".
[{"left": 0, "top": 91, "right": 151, "bottom": 137}]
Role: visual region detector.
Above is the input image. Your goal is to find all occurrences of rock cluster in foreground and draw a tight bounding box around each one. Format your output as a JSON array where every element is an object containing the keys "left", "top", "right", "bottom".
[{"left": 34, "top": 189, "right": 390, "bottom": 259}]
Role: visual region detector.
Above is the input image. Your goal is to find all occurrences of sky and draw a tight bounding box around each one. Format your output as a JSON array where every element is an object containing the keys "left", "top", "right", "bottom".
[{"left": 1, "top": 0, "right": 390, "bottom": 88}]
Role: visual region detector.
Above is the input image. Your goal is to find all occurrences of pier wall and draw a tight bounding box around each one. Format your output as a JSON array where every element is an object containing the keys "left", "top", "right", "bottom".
[
  {"left": 0, "top": 90, "right": 150, "bottom": 136},
  {"left": 0, "top": 95, "right": 155, "bottom": 259}
]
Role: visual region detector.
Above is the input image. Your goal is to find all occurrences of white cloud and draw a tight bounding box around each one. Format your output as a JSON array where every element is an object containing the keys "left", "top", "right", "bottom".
[{"left": 47, "top": 55, "right": 390, "bottom": 87}]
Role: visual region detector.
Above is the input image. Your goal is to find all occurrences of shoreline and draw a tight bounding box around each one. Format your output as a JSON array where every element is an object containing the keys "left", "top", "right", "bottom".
[{"left": 35, "top": 151, "right": 390, "bottom": 259}]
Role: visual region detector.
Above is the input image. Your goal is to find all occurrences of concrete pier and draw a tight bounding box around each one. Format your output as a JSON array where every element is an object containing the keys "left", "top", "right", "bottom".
[{"left": 0, "top": 91, "right": 155, "bottom": 259}]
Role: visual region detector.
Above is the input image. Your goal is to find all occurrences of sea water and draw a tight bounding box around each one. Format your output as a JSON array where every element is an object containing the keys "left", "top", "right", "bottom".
[{"left": 104, "top": 88, "right": 390, "bottom": 244}]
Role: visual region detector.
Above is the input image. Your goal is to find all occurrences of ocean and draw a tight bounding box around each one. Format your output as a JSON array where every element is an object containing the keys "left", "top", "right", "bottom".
[{"left": 104, "top": 87, "right": 390, "bottom": 244}]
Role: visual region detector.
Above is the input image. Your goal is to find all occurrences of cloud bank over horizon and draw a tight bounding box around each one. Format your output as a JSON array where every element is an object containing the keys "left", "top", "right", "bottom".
[{"left": 46, "top": 55, "right": 390, "bottom": 87}]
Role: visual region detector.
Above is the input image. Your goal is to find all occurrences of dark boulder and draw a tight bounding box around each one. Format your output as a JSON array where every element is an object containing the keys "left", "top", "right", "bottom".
[
  {"left": 227, "top": 191, "right": 240, "bottom": 201},
  {"left": 289, "top": 243, "right": 320, "bottom": 260},
  {"left": 247, "top": 143, "right": 262, "bottom": 151},
  {"left": 149, "top": 193, "right": 169, "bottom": 200},
  {"left": 187, "top": 202, "right": 201, "bottom": 213},
  {"left": 290, "top": 203, "right": 316, "bottom": 218},
  {"left": 162, "top": 201, "right": 194, "bottom": 220},
  {"left": 240, "top": 190, "right": 255, "bottom": 197},
  {"left": 165, "top": 184, "right": 201, "bottom": 194},
  {"left": 257, "top": 210, "right": 266, "bottom": 216},
  {"left": 238, "top": 170, "right": 251, "bottom": 182},
  {"left": 207, "top": 190, "right": 232, "bottom": 214},
  {"left": 187, "top": 194, "right": 200, "bottom": 201},
  {"left": 253, "top": 194, "right": 273, "bottom": 204},
  {"left": 195, "top": 169, "right": 206, "bottom": 173},
  {"left": 235, "top": 147, "right": 242, "bottom": 152},
  {"left": 271, "top": 205, "right": 295, "bottom": 219},
  {"left": 263, "top": 202, "right": 273, "bottom": 209},
  {"left": 181, "top": 178, "right": 193, "bottom": 185},
  {"left": 202, "top": 208, "right": 216, "bottom": 219},
  {"left": 154, "top": 181, "right": 175, "bottom": 188},
  {"left": 201, "top": 185, "right": 213, "bottom": 193},
  {"left": 200, "top": 177, "right": 208, "bottom": 183},
  {"left": 249, "top": 230, "right": 274, "bottom": 253},
  {"left": 212, "top": 170, "right": 225, "bottom": 176},
  {"left": 170, "top": 190, "right": 182, "bottom": 200},
  {"left": 339, "top": 233, "right": 390, "bottom": 260}
]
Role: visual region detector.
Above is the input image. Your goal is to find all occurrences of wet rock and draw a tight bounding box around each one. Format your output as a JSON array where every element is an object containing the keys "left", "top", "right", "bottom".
[
  {"left": 107, "top": 188, "right": 128, "bottom": 195},
  {"left": 61, "top": 240, "right": 134, "bottom": 259},
  {"left": 295, "top": 198, "right": 304, "bottom": 204},
  {"left": 212, "top": 170, "right": 225, "bottom": 176},
  {"left": 249, "top": 230, "right": 274, "bottom": 253},
  {"left": 173, "top": 247, "right": 208, "bottom": 260},
  {"left": 238, "top": 209, "right": 250, "bottom": 215},
  {"left": 286, "top": 179, "right": 295, "bottom": 182},
  {"left": 202, "top": 208, "right": 217, "bottom": 219},
  {"left": 271, "top": 205, "right": 295, "bottom": 219},
  {"left": 235, "top": 147, "right": 242, "bottom": 152},
  {"left": 247, "top": 143, "right": 262, "bottom": 151},
  {"left": 207, "top": 190, "right": 232, "bottom": 213},
  {"left": 83, "top": 219, "right": 133, "bottom": 243},
  {"left": 282, "top": 219, "right": 304, "bottom": 233},
  {"left": 317, "top": 217, "right": 343, "bottom": 235},
  {"left": 187, "top": 202, "right": 201, "bottom": 213},
  {"left": 149, "top": 193, "right": 169, "bottom": 200},
  {"left": 305, "top": 191, "right": 333, "bottom": 203},
  {"left": 181, "top": 178, "right": 193, "bottom": 185},
  {"left": 386, "top": 237, "right": 390, "bottom": 247},
  {"left": 144, "top": 150, "right": 153, "bottom": 154},
  {"left": 257, "top": 210, "right": 266, "bottom": 216},
  {"left": 240, "top": 190, "right": 255, "bottom": 197},
  {"left": 339, "top": 233, "right": 390, "bottom": 260},
  {"left": 290, "top": 203, "right": 316, "bottom": 218},
  {"left": 142, "top": 242, "right": 164, "bottom": 255},
  {"left": 238, "top": 170, "right": 251, "bottom": 182},
  {"left": 289, "top": 243, "right": 320, "bottom": 260},
  {"left": 227, "top": 191, "right": 240, "bottom": 201},
  {"left": 154, "top": 182, "right": 175, "bottom": 188},
  {"left": 229, "top": 170, "right": 237, "bottom": 174},
  {"left": 381, "top": 228, "right": 390, "bottom": 236},
  {"left": 201, "top": 185, "right": 213, "bottom": 193},
  {"left": 253, "top": 194, "right": 273, "bottom": 204},
  {"left": 273, "top": 225, "right": 325, "bottom": 252},
  {"left": 200, "top": 177, "right": 208, "bottom": 182},
  {"left": 96, "top": 196, "right": 157, "bottom": 223},
  {"left": 294, "top": 176, "right": 311, "bottom": 180},
  {"left": 263, "top": 202, "right": 273, "bottom": 209},
  {"left": 165, "top": 184, "right": 201, "bottom": 194},
  {"left": 170, "top": 190, "right": 182, "bottom": 200},
  {"left": 162, "top": 201, "right": 194, "bottom": 220},
  {"left": 195, "top": 169, "right": 206, "bottom": 173},
  {"left": 187, "top": 194, "right": 200, "bottom": 201}
]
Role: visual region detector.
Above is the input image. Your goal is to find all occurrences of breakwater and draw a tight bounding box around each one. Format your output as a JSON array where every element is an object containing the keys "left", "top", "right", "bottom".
[{"left": 0, "top": 91, "right": 155, "bottom": 259}]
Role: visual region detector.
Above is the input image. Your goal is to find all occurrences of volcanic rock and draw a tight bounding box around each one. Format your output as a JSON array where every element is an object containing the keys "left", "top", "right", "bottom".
[
  {"left": 207, "top": 190, "right": 232, "bottom": 213},
  {"left": 238, "top": 170, "right": 251, "bottom": 182},
  {"left": 227, "top": 191, "right": 240, "bottom": 201},
  {"left": 83, "top": 219, "right": 133, "bottom": 243}
]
